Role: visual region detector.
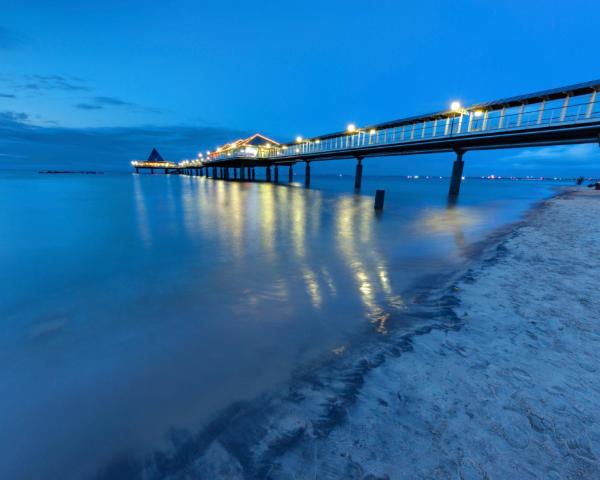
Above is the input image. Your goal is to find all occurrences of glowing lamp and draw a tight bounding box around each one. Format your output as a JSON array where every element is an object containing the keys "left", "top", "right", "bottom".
[
  {"left": 369, "top": 129, "right": 376, "bottom": 135},
  {"left": 450, "top": 101, "right": 462, "bottom": 112},
  {"left": 474, "top": 110, "right": 483, "bottom": 117},
  {"left": 296, "top": 136, "right": 303, "bottom": 143},
  {"left": 347, "top": 123, "right": 356, "bottom": 133}
]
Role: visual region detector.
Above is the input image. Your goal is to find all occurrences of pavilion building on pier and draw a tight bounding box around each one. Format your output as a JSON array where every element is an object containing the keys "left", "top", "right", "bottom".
[
  {"left": 208, "top": 133, "right": 281, "bottom": 161},
  {"left": 131, "top": 148, "right": 177, "bottom": 171}
]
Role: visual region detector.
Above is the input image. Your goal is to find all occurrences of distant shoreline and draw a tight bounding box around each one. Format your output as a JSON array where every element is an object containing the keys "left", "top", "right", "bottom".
[{"left": 38, "top": 170, "right": 104, "bottom": 174}]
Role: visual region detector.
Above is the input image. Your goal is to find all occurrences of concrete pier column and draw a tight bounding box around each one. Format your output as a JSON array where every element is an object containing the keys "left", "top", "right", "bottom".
[
  {"left": 150, "top": 168, "right": 154, "bottom": 174},
  {"left": 252, "top": 168, "right": 256, "bottom": 180},
  {"left": 135, "top": 167, "right": 139, "bottom": 174},
  {"left": 212, "top": 166, "right": 217, "bottom": 178},
  {"left": 274, "top": 165, "right": 279, "bottom": 183},
  {"left": 225, "top": 168, "right": 230, "bottom": 180},
  {"left": 354, "top": 157, "right": 363, "bottom": 190},
  {"left": 288, "top": 165, "right": 293, "bottom": 183},
  {"left": 448, "top": 151, "right": 465, "bottom": 197},
  {"left": 234, "top": 168, "right": 238, "bottom": 179},
  {"left": 164, "top": 168, "right": 169, "bottom": 174},
  {"left": 240, "top": 165, "right": 246, "bottom": 180},
  {"left": 266, "top": 165, "right": 272, "bottom": 182},
  {"left": 305, "top": 161, "right": 311, "bottom": 187},
  {"left": 247, "top": 167, "right": 251, "bottom": 179}
]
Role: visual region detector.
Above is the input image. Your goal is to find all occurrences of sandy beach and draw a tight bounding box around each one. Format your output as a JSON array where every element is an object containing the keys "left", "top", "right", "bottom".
[{"left": 135, "top": 188, "right": 600, "bottom": 479}]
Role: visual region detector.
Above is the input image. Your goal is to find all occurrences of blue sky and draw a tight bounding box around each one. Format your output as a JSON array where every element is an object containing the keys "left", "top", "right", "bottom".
[{"left": 1, "top": 0, "right": 599, "bottom": 175}]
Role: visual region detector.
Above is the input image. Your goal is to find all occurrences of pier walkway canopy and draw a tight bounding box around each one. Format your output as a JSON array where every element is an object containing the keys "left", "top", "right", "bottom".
[
  {"left": 207, "top": 133, "right": 280, "bottom": 162},
  {"left": 131, "top": 148, "right": 177, "bottom": 169}
]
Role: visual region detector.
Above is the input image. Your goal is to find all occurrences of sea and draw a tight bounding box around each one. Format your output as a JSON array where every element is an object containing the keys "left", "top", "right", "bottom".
[{"left": 0, "top": 170, "right": 567, "bottom": 479}]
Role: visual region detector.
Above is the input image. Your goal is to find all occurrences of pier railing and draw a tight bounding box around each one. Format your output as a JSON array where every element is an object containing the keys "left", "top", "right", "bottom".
[
  {"left": 273, "top": 94, "right": 600, "bottom": 159},
  {"left": 204, "top": 80, "right": 600, "bottom": 164}
]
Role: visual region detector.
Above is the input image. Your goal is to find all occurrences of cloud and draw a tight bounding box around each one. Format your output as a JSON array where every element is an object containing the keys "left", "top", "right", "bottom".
[
  {"left": 74, "top": 95, "right": 162, "bottom": 114},
  {"left": 0, "top": 26, "right": 25, "bottom": 49},
  {"left": 1, "top": 74, "right": 160, "bottom": 114},
  {"left": 501, "top": 144, "right": 600, "bottom": 165},
  {"left": 24, "top": 74, "right": 89, "bottom": 92},
  {"left": 92, "top": 96, "right": 133, "bottom": 107},
  {"left": 0, "top": 74, "right": 89, "bottom": 93},
  {"left": 0, "top": 109, "right": 249, "bottom": 170},
  {"left": 75, "top": 103, "right": 103, "bottom": 110},
  {"left": 0, "top": 110, "right": 30, "bottom": 122}
]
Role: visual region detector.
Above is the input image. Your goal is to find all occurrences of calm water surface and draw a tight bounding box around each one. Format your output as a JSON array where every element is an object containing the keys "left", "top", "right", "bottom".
[{"left": 0, "top": 171, "right": 564, "bottom": 479}]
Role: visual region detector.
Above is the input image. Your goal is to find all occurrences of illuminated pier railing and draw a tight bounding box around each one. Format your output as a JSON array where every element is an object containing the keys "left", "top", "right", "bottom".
[
  {"left": 202, "top": 79, "right": 600, "bottom": 164},
  {"left": 274, "top": 84, "right": 600, "bottom": 159}
]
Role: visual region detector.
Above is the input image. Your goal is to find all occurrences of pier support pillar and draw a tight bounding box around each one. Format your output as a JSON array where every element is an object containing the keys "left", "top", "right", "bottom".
[
  {"left": 240, "top": 165, "right": 246, "bottom": 180},
  {"left": 288, "top": 165, "right": 293, "bottom": 183},
  {"left": 305, "top": 161, "right": 311, "bottom": 187},
  {"left": 374, "top": 189, "right": 385, "bottom": 210},
  {"left": 448, "top": 151, "right": 465, "bottom": 197},
  {"left": 252, "top": 168, "right": 256, "bottom": 180},
  {"left": 247, "top": 167, "right": 251, "bottom": 179},
  {"left": 266, "top": 165, "right": 272, "bottom": 182},
  {"left": 234, "top": 168, "right": 238, "bottom": 179},
  {"left": 274, "top": 165, "right": 279, "bottom": 183},
  {"left": 135, "top": 167, "right": 139, "bottom": 174},
  {"left": 212, "top": 166, "right": 217, "bottom": 178},
  {"left": 150, "top": 168, "right": 154, "bottom": 174},
  {"left": 354, "top": 157, "right": 363, "bottom": 190},
  {"left": 225, "top": 168, "right": 230, "bottom": 180}
]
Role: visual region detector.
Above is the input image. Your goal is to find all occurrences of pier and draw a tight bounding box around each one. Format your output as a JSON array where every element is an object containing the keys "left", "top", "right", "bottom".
[{"left": 132, "top": 80, "right": 600, "bottom": 196}]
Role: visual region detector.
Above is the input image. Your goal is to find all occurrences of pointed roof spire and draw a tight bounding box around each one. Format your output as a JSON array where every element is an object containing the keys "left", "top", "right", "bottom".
[{"left": 147, "top": 148, "right": 164, "bottom": 162}]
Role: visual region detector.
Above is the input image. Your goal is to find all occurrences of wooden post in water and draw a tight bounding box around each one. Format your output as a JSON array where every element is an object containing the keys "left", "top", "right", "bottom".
[
  {"left": 240, "top": 165, "right": 246, "bottom": 180},
  {"left": 354, "top": 157, "right": 363, "bottom": 190},
  {"left": 266, "top": 165, "right": 272, "bottom": 182},
  {"left": 135, "top": 167, "right": 139, "bottom": 174},
  {"left": 252, "top": 168, "right": 256, "bottom": 180},
  {"left": 247, "top": 166, "right": 251, "bottom": 179},
  {"left": 448, "top": 150, "right": 465, "bottom": 197},
  {"left": 274, "top": 165, "right": 279, "bottom": 183},
  {"left": 234, "top": 168, "right": 238, "bottom": 179},
  {"left": 150, "top": 168, "right": 154, "bottom": 174},
  {"left": 288, "top": 165, "right": 293, "bottom": 183},
  {"left": 374, "top": 189, "right": 385, "bottom": 210},
  {"left": 305, "top": 161, "right": 311, "bottom": 187}
]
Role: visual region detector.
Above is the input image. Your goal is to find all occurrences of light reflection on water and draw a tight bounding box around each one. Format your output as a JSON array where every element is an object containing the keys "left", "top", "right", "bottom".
[{"left": 0, "top": 172, "right": 562, "bottom": 479}]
